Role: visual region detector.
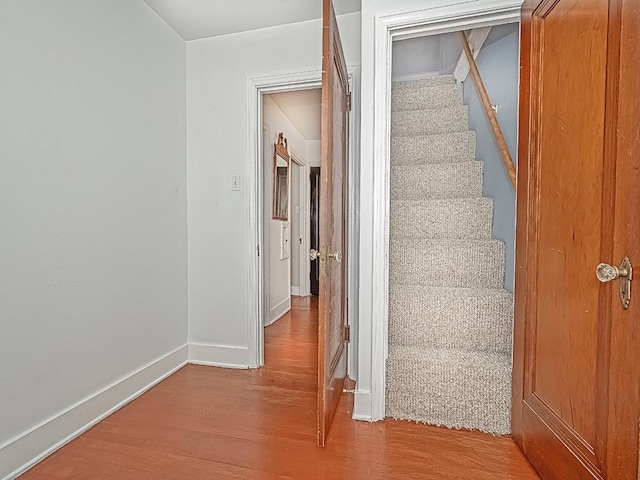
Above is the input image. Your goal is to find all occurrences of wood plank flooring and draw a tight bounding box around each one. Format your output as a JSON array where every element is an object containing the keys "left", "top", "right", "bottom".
[{"left": 21, "top": 296, "right": 540, "bottom": 479}]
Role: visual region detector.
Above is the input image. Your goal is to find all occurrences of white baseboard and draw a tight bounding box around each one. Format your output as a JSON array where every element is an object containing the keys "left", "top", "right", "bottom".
[
  {"left": 188, "top": 343, "right": 251, "bottom": 369},
  {"left": 1, "top": 345, "right": 188, "bottom": 480},
  {"left": 265, "top": 297, "right": 291, "bottom": 327},
  {"left": 353, "top": 390, "right": 374, "bottom": 421},
  {"left": 290, "top": 286, "right": 300, "bottom": 296}
]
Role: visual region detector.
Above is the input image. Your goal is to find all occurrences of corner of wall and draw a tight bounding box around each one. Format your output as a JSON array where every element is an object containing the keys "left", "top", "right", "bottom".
[
  {"left": 1, "top": 346, "right": 188, "bottom": 480},
  {"left": 353, "top": 390, "right": 374, "bottom": 421},
  {"left": 188, "top": 343, "right": 253, "bottom": 369}
]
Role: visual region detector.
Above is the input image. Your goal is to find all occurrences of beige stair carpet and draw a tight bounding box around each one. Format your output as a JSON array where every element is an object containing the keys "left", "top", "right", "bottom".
[{"left": 385, "top": 74, "right": 513, "bottom": 435}]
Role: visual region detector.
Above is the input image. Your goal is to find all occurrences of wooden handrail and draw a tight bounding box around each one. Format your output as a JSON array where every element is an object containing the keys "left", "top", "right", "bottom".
[{"left": 460, "top": 31, "right": 516, "bottom": 189}]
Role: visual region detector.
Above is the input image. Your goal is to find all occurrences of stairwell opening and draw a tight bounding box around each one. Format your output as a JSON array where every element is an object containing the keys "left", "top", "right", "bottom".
[{"left": 385, "top": 24, "right": 519, "bottom": 434}]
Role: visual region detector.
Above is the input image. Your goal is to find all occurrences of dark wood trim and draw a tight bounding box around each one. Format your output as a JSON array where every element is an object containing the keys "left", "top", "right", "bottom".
[
  {"left": 521, "top": 405, "right": 602, "bottom": 480},
  {"left": 524, "top": 395, "right": 600, "bottom": 474},
  {"left": 595, "top": 0, "right": 623, "bottom": 470},
  {"left": 605, "top": 0, "right": 640, "bottom": 476},
  {"left": 512, "top": 0, "right": 541, "bottom": 448},
  {"left": 318, "top": 0, "right": 349, "bottom": 447}
]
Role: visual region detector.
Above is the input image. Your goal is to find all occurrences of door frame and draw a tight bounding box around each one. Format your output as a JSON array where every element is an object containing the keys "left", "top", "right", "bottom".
[
  {"left": 363, "top": 0, "right": 522, "bottom": 421},
  {"left": 247, "top": 68, "right": 360, "bottom": 371}
]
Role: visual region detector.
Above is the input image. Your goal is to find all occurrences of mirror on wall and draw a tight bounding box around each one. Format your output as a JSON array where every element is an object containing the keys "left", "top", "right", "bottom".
[{"left": 272, "top": 132, "right": 290, "bottom": 221}]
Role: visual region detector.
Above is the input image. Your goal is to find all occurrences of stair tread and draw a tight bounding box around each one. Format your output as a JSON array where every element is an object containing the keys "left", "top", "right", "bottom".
[
  {"left": 392, "top": 104, "right": 468, "bottom": 116},
  {"left": 390, "top": 162, "right": 484, "bottom": 200},
  {"left": 392, "top": 75, "right": 456, "bottom": 89},
  {"left": 391, "top": 238, "right": 503, "bottom": 247},
  {"left": 392, "top": 130, "right": 476, "bottom": 141},
  {"left": 392, "top": 80, "right": 460, "bottom": 94},
  {"left": 389, "top": 198, "right": 493, "bottom": 240},
  {"left": 389, "top": 285, "right": 513, "bottom": 297},
  {"left": 391, "top": 172, "right": 481, "bottom": 191},
  {"left": 387, "top": 345, "right": 512, "bottom": 366},
  {"left": 388, "top": 287, "right": 514, "bottom": 354},
  {"left": 392, "top": 130, "right": 475, "bottom": 142},
  {"left": 391, "top": 105, "right": 469, "bottom": 137},
  {"left": 391, "top": 197, "right": 491, "bottom": 206},
  {"left": 389, "top": 239, "right": 505, "bottom": 288},
  {"left": 386, "top": 345, "right": 512, "bottom": 434},
  {"left": 391, "top": 159, "right": 480, "bottom": 168},
  {"left": 391, "top": 131, "right": 476, "bottom": 165},
  {"left": 392, "top": 82, "right": 463, "bottom": 111}
]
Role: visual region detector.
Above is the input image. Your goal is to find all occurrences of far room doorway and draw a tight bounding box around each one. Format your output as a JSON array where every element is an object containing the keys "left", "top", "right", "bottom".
[{"left": 261, "top": 88, "right": 322, "bottom": 338}]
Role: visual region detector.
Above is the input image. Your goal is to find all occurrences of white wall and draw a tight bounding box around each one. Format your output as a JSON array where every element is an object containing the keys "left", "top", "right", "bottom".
[
  {"left": 0, "top": 1, "right": 187, "bottom": 478},
  {"left": 187, "top": 13, "right": 361, "bottom": 366},
  {"left": 464, "top": 25, "right": 519, "bottom": 291},
  {"left": 392, "top": 31, "right": 462, "bottom": 80},
  {"left": 306, "top": 140, "right": 322, "bottom": 167}
]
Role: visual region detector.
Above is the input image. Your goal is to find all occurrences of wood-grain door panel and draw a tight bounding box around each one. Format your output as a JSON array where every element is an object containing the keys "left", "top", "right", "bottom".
[
  {"left": 318, "top": 0, "right": 349, "bottom": 447},
  {"left": 527, "top": 0, "right": 609, "bottom": 465},
  {"left": 514, "top": 0, "right": 640, "bottom": 478}
]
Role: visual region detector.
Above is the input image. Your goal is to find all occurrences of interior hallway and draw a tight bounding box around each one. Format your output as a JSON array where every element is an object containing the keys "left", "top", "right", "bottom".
[{"left": 20, "top": 297, "right": 539, "bottom": 479}]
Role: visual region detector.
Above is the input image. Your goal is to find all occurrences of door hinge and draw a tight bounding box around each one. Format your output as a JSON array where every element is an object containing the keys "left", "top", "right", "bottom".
[
  {"left": 257, "top": 244, "right": 260, "bottom": 257},
  {"left": 344, "top": 325, "right": 350, "bottom": 342},
  {"left": 347, "top": 92, "right": 352, "bottom": 111}
]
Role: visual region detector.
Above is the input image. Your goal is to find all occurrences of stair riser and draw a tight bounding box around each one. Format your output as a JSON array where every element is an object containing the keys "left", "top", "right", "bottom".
[
  {"left": 392, "top": 106, "right": 468, "bottom": 137},
  {"left": 389, "top": 200, "right": 493, "bottom": 240},
  {"left": 391, "top": 162, "right": 484, "bottom": 200},
  {"left": 390, "top": 132, "right": 476, "bottom": 165},
  {"left": 388, "top": 288, "right": 513, "bottom": 353},
  {"left": 389, "top": 241, "right": 505, "bottom": 288},
  {"left": 385, "top": 353, "right": 511, "bottom": 434},
  {"left": 392, "top": 83, "right": 463, "bottom": 111}
]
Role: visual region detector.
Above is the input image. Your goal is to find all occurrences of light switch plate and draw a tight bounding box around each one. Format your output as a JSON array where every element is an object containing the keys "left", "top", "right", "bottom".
[
  {"left": 281, "top": 222, "right": 290, "bottom": 260},
  {"left": 231, "top": 174, "right": 240, "bottom": 191}
]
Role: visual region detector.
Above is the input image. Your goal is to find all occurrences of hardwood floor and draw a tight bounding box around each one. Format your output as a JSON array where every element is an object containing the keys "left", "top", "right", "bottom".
[{"left": 21, "top": 296, "right": 539, "bottom": 479}]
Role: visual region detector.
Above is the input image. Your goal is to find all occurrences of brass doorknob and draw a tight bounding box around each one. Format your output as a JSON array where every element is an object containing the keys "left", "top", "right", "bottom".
[
  {"left": 596, "top": 257, "right": 632, "bottom": 310},
  {"left": 328, "top": 250, "right": 343, "bottom": 263},
  {"left": 596, "top": 263, "right": 629, "bottom": 282}
]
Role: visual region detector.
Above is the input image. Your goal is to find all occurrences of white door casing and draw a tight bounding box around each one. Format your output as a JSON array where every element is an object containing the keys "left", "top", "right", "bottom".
[
  {"left": 247, "top": 68, "right": 360, "bottom": 375},
  {"left": 356, "top": 0, "right": 522, "bottom": 421}
]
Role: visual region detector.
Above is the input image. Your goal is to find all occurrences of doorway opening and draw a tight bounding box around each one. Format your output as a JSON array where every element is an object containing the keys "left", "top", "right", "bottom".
[
  {"left": 248, "top": 67, "right": 357, "bottom": 373},
  {"left": 261, "top": 88, "right": 322, "bottom": 358},
  {"left": 385, "top": 23, "right": 519, "bottom": 433},
  {"left": 246, "top": 71, "right": 321, "bottom": 370},
  {"left": 361, "top": 1, "right": 522, "bottom": 422},
  {"left": 309, "top": 167, "right": 321, "bottom": 296}
]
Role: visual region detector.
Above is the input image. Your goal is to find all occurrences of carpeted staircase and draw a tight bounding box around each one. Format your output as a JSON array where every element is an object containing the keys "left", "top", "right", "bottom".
[{"left": 385, "top": 75, "right": 513, "bottom": 435}]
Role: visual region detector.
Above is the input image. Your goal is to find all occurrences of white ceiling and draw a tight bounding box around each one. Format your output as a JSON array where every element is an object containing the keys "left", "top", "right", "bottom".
[
  {"left": 142, "top": 0, "right": 361, "bottom": 41},
  {"left": 267, "top": 89, "right": 322, "bottom": 141}
]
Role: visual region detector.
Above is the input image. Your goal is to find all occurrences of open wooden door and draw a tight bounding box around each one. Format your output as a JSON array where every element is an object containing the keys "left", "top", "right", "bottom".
[
  {"left": 513, "top": 0, "right": 640, "bottom": 478},
  {"left": 317, "top": 0, "right": 350, "bottom": 447}
]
